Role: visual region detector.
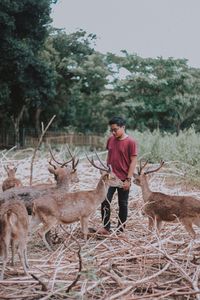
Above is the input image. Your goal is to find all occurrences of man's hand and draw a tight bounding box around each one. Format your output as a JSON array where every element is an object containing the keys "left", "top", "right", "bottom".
[{"left": 123, "top": 179, "right": 131, "bottom": 190}]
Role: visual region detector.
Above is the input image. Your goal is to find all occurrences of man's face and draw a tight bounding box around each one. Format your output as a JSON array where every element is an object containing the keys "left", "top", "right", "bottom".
[{"left": 110, "top": 124, "right": 125, "bottom": 139}]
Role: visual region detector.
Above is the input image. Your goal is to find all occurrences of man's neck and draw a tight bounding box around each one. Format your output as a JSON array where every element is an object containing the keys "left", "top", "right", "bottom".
[{"left": 117, "top": 133, "right": 128, "bottom": 140}]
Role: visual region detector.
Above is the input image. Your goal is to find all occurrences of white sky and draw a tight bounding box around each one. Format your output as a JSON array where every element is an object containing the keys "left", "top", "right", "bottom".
[{"left": 51, "top": 0, "right": 200, "bottom": 68}]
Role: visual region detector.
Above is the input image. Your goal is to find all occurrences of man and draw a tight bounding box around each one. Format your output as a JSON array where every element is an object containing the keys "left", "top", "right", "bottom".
[{"left": 98, "top": 116, "right": 138, "bottom": 234}]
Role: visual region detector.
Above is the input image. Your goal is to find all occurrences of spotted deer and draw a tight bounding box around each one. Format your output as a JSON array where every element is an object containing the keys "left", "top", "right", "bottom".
[
  {"left": 47, "top": 146, "right": 79, "bottom": 190},
  {"left": 2, "top": 165, "right": 22, "bottom": 191},
  {"left": 31, "top": 153, "right": 123, "bottom": 250},
  {"left": 133, "top": 160, "right": 200, "bottom": 238},
  {"left": 0, "top": 148, "right": 79, "bottom": 215},
  {"left": 0, "top": 200, "right": 29, "bottom": 280}
]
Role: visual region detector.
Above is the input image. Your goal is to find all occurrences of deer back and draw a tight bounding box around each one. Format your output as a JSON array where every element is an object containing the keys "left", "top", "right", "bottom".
[{"left": 0, "top": 200, "right": 29, "bottom": 251}]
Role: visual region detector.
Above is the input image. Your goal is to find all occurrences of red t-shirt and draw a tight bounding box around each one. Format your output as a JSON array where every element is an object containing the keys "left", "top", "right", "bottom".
[{"left": 106, "top": 135, "right": 138, "bottom": 180}]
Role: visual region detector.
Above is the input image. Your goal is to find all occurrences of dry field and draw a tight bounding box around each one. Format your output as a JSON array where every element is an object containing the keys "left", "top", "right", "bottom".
[{"left": 1, "top": 147, "right": 200, "bottom": 300}]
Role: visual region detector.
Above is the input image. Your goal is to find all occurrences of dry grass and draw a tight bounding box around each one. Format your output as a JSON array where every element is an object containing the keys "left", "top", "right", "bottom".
[{"left": 1, "top": 148, "right": 200, "bottom": 299}]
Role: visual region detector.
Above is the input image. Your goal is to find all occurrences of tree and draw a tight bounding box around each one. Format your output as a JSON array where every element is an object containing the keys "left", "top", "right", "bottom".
[
  {"left": 105, "top": 52, "right": 200, "bottom": 134},
  {"left": 0, "top": 0, "right": 56, "bottom": 147},
  {"left": 45, "top": 30, "right": 110, "bottom": 133}
]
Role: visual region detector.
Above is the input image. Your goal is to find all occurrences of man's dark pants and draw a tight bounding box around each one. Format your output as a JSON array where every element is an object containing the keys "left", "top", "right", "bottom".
[{"left": 101, "top": 186, "right": 129, "bottom": 232}]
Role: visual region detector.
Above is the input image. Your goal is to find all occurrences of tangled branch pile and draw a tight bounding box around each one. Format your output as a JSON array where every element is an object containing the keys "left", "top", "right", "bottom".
[{"left": 0, "top": 147, "right": 200, "bottom": 300}]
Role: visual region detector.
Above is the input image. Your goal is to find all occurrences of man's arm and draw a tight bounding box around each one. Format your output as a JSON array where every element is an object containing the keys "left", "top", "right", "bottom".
[
  {"left": 123, "top": 156, "right": 137, "bottom": 190},
  {"left": 127, "top": 155, "right": 137, "bottom": 179}
]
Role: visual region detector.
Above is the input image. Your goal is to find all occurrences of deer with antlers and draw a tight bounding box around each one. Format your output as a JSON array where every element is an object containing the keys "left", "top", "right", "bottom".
[
  {"left": 46, "top": 146, "right": 79, "bottom": 190},
  {"left": 133, "top": 160, "right": 200, "bottom": 238},
  {"left": 0, "top": 147, "right": 79, "bottom": 214},
  {"left": 2, "top": 165, "right": 23, "bottom": 192},
  {"left": 0, "top": 200, "right": 29, "bottom": 280},
  {"left": 31, "top": 153, "right": 123, "bottom": 250}
]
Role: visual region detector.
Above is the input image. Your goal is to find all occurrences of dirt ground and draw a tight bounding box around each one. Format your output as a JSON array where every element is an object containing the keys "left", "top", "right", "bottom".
[{"left": 1, "top": 149, "right": 200, "bottom": 300}]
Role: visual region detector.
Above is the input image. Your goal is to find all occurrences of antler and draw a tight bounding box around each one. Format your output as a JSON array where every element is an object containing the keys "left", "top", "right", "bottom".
[
  {"left": 94, "top": 150, "right": 108, "bottom": 170},
  {"left": 48, "top": 145, "right": 73, "bottom": 167},
  {"left": 137, "top": 160, "right": 149, "bottom": 175},
  {"left": 66, "top": 145, "right": 79, "bottom": 171},
  {"left": 48, "top": 159, "right": 57, "bottom": 170},
  {"left": 144, "top": 160, "right": 164, "bottom": 175},
  {"left": 72, "top": 157, "right": 79, "bottom": 171},
  {"left": 86, "top": 152, "right": 110, "bottom": 173}
]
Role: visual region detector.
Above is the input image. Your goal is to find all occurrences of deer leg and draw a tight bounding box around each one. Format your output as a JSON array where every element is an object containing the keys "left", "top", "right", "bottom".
[
  {"left": 155, "top": 217, "right": 163, "bottom": 233},
  {"left": 18, "top": 244, "right": 29, "bottom": 276},
  {"left": 30, "top": 214, "right": 42, "bottom": 233},
  {"left": 11, "top": 239, "right": 15, "bottom": 266},
  {"left": 181, "top": 219, "right": 196, "bottom": 239},
  {"left": 1, "top": 233, "right": 11, "bottom": 280},
  {"left": 20, "top": 236, "right": 29, "bottom": 269},
  {"left": 0, "top": 247, "right": 8, "bottom": 280},
  {"left": 45, "top": 231, "right": 53, "bottom": 249},
  {"left": 24, "top": 246, "right": 29, "bottom": 269},
  {"left": 148, "top": 216, "right": 154, "bottom": 232},
  {"left": 38, "top": 229, "right": 52, "bottom": 251},
  {"left": 1, "top": 258, "right": 8, "bottom": 280},
  {"left": 30, "top": 216, "right": 53, "bottom": 248},
  {"left": 31, "top": 212, "right": 55, "bottom": 251},
  {"left": 38, "top": 219, "right": 58, "bottom": 251},
  {"left": 80, "top": 217, "right": 89, "bottom": 240}
]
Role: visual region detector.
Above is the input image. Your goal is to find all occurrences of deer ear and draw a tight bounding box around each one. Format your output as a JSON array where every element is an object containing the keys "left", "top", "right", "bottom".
[
  {"left": 103, "top": 174, "right": 109, "bottom": 180},
  {"left": 48, "top": 166, "right": 56, "bottom": 174}
]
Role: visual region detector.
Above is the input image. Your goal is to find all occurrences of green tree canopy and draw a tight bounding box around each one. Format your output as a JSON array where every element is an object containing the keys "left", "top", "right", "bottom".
[{"left": 0, "top": 0, "right": 56, "bottom": 146}]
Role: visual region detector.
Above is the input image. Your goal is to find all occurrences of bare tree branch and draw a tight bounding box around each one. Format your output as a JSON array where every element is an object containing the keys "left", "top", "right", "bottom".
[{"left": 30, "top": 115, "right": 56, "bottom": 185}]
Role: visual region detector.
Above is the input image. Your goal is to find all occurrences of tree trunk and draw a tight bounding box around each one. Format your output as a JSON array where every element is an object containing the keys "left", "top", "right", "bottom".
[
  {"left": 11, "top": 105, "right": 26, "bottom": 148},
  {"left": 35, "top": 107, "right": 43, "bottom": 136},
  {"left": 176, "top": 121, "right": 180, "bottom": 136},
  {"left": 13, "top": 121, "right": 20, "bottom": 148}
]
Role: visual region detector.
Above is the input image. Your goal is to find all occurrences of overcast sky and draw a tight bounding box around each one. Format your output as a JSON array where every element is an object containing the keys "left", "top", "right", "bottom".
[{"left": 51, "top": 0, "right": 200, "bottom": 68}]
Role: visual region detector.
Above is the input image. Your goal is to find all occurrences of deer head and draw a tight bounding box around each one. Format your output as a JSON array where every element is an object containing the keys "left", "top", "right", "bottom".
[
  {"left": 86, "top": 151, "right": 123, "bottom": 188},
  {"left": 48, "top": 146, "right": 79, "bottom": 185},
  {"left": 4, "top": 165, "right": 17, "bottom": 178},
  {"left": 133, "top": 160, "right": 164, "bottom": 186}
]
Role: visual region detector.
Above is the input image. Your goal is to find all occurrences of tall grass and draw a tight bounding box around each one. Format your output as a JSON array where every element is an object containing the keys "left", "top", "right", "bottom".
[{"left": 129, "top": 128, "right": 200, "bottom": 185}]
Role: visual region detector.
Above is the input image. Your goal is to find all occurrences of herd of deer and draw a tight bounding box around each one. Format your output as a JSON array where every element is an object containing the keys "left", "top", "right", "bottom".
[{"left": 0, "top": 149, "right": 200, "bottom": 280}]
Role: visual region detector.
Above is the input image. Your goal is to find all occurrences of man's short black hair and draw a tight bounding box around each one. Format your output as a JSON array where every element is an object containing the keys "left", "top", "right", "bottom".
[{"left": 109, "top": 116, "right": 126, "bottom": 127}]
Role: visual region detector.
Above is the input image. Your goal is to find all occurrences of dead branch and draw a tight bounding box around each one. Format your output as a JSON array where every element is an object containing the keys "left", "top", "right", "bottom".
[
  {"left": 30, "top": 273, "right": 48, "bottom": 292},
  {"left": 30, "top": 115, "right": 56, "bottom": 185},
  {"left": 60, "top": 225, "right": 82, "bottom": 294}
]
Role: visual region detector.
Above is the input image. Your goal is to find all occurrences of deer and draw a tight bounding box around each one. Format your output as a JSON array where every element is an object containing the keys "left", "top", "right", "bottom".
[
  {"left": 2, "top": 165, "right": 23, "bottom": 192},
  {"left": 133, "top": 160, "right": 200, "bottom": 239},
  {"left": 0, "top": 148, "right": 79, "bottom": 215},
  {"left": 47, "top": 146, "right": 79, "bottom": 190},
  {"left": 0, "top": 200, "right": 29, "bottom": 280},
  {"left": 30, "top": 153, "right": 123, "bottom": 250}
]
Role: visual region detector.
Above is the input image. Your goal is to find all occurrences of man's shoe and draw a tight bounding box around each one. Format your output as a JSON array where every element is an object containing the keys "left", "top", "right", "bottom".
[
  {"left": 97, "top": 227, "right": 110, "bottom": 235},
  {"left": 88, "top": 227, "right": 97, "bottom": 233}
]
